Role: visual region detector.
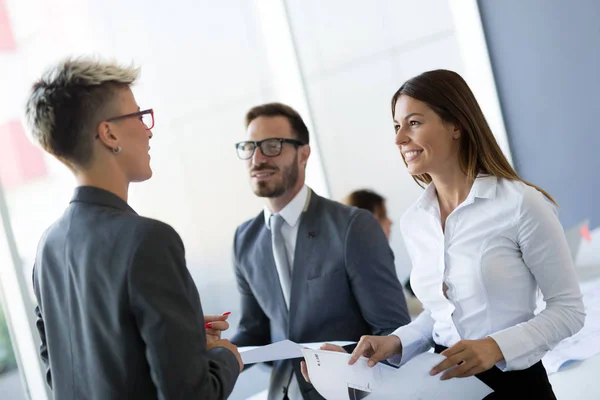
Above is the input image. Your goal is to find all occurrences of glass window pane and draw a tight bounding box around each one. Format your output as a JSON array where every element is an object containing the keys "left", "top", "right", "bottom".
[{"left": 0, "top": 301, "right": 26, "bottom": 400}]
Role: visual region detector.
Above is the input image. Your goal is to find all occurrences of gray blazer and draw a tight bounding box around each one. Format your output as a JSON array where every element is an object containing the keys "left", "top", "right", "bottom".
[
  {"left": 232, "top": 189, "right": 410, "bottom": 399},
  {"left": 32, "top": 186, "right": 240, "bottom": 400}
]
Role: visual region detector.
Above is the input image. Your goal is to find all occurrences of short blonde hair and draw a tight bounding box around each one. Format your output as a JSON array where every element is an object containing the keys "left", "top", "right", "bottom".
[{"left": 25, "top": 56, "right": 140, "bottom": 167}]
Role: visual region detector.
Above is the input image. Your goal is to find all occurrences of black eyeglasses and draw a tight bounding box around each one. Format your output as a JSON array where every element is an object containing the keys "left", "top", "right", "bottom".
[{"left": 235, "top": 138, "right": 305, "bottom": 160}]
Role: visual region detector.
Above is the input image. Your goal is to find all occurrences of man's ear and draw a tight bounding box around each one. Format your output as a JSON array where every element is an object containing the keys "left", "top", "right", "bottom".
[
  {"left": 96, "top": 121, "right": 119, "bottom": 149},
  {"left": 300, "top": 145, "right": 311, "bottom": 166}
]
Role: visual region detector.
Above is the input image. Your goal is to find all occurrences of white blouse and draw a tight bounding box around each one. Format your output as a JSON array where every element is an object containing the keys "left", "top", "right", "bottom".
[{"left": 391, "top": 175, "right": 585, "bottom": 371}]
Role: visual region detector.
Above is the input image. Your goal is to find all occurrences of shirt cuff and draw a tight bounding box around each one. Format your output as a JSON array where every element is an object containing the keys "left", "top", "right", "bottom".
[
  {"left": 387, "top": 325, "right": 432, "bottom": 367},
  {"left": 488, "top": 325, "right": 540, "bottom": 371}
]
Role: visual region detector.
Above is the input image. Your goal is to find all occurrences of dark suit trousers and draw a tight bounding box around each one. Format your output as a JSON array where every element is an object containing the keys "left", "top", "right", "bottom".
[{"left": 434, "top": 344, "right": 557, "bottom": 399}]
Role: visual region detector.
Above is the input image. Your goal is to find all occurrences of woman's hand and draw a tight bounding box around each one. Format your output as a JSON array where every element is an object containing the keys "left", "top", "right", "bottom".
[
  {"left": 429, "top": 337, "right": 504, "bottom": 380},
  {"left": 204, "top": 312, "right": 231, "bottom": 345},
  {"left": 207, "top": 339, "right": 244, "bottom": 372},
  {"left": 301, "top": 343, "right": 347, "bottom": 383},
  {"left": 349, "top": 335, "right": 402, "bottom": 367}
]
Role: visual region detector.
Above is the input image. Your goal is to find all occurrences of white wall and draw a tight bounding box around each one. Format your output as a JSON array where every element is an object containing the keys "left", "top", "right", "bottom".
[
  {"left": 285, "top": 0, "right": 466, "bottom": 281},
  {"left": 5, "top": 0, "right": 278, "bottom": 293}
]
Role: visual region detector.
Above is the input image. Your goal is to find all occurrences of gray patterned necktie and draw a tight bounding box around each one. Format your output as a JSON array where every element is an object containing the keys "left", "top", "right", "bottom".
[{"left": 270, "top": 214, "right": 292, "bottom": 309}]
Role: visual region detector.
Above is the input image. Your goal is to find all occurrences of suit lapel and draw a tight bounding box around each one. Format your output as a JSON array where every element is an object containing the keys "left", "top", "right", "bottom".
[{"left": 288, "top": 189, "right": 321, "bottom": 338}]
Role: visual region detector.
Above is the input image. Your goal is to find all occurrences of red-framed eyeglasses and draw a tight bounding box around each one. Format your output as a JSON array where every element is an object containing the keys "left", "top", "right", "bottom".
[
  {"left": 95, "top": 108, "right": 154, "bottom": 139},
  {"left": 106, "top": 108, "right": 154, "bottom": 130}
]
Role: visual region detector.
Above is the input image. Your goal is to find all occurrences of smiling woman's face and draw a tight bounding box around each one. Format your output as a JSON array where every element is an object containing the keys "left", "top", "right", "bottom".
[{"left": 393, "top": 94, "right": 461, "bottom": 177}]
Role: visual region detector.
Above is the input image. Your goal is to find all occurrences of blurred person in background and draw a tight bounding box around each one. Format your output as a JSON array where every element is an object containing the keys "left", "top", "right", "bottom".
[
  {"left": 24, "top": 57, "right": 241, "bottom": 400},
  {"left": 231, "top": 102, "right": 410, "bottom": 400},
  {"left": 342, "top": 189, "right": 422, "bottom": 317},
  {"left": 342, "top": 189, "right": 392, "bottom": 240}
]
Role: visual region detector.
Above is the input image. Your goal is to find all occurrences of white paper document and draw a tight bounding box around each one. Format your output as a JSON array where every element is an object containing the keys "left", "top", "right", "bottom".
[
  {"left": 301, "top": 349, "right": 493, "bottom": 400},
  {"left": 239, "top": 339, "right": 355, "bottom": 365},
  {"left": 541, "top": 275, "right": 600, "bottom": 374}
]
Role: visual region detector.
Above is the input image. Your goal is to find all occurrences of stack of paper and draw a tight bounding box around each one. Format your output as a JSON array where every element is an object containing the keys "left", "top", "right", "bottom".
[
  {"left": 301, "top": 349, "right": 493, "bottom": 400},
  {"left": 541, "top": 275, "right": 600, "bottom": 374}
]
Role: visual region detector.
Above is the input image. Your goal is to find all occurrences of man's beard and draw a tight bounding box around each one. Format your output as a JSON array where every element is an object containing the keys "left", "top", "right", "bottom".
[{"left": 252, "top": 153, "right": 299, "bottom": 198}]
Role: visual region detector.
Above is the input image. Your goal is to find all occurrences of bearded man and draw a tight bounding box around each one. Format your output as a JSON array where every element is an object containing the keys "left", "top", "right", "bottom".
[{"left": 231, "top": 103, "right": 410, "bottom": 400}]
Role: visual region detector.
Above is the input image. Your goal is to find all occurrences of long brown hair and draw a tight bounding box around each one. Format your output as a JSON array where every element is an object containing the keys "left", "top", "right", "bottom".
[{"left": 391, "top": 69, "right": 556, "bottom": 205}]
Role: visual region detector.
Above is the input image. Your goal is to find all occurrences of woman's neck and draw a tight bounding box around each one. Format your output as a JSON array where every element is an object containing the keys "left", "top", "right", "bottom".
[
  {"left": 75, "top": 165, "right": 129, "bottom": 202},
  {"left": 430, "top": 168, "right": 474, "bottom": 214}
]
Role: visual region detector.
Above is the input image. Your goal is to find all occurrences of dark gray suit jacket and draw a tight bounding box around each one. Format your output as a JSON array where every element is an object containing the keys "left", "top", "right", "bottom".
[
  {"left": 32, "top": 186, "right": 239, "bottom": 400},
  {"left": 232, "top": 189, "right": 410, "bottom": 399}
]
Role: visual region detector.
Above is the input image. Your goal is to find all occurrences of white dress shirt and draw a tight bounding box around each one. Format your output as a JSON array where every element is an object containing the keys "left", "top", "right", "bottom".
[
  {"left": 263, "top": 184, "right": 309, "bottom": 399},
  {"left": 391, "top": 175, "right": 585, "bottom": 371}
]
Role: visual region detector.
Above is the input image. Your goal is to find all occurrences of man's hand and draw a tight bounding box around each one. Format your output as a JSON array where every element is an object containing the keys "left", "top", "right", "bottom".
[
  {"left": 429, "top": 337, "right": 504, "bottom": 380},
  {"left": 349, "top": 335, "right": 402, "bottom": 367},
  {"left": 208, "top": 339, "right": 244, "bottom": 372},
  {"left": 301, "top": 343, "right": 347, "bottom": 383},
  {"left": 204, "top": 312, "right": 231, "bottom": 345}
]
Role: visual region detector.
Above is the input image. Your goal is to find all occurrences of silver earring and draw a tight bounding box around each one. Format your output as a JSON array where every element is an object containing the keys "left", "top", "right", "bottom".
[{"left": 113, "top": 146, "right": 122, "bottom": 155}]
